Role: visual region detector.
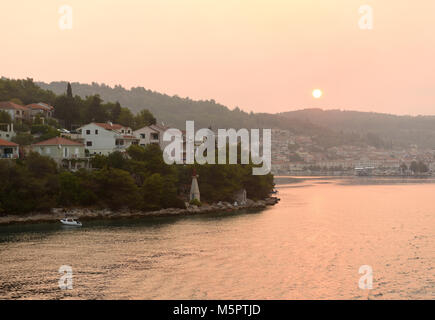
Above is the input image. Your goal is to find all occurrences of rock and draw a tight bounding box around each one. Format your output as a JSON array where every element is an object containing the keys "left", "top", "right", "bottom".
[{"left": 265, "top": 197, "right": 279, "bottom": 205}]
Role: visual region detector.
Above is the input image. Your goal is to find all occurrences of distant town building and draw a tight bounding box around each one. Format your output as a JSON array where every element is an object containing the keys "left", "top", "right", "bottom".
[
  {"left": 0, "top": 138, "right": 19, "bottom": 159},
  {"left": 77, "top": 122, "right": 138, "bottom": 155}
]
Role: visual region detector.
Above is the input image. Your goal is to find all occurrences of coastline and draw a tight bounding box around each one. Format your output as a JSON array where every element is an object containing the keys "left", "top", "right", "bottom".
[
  {"left": 276, "top": 172, "right": 432, "bottom": 177},
  {"left": 0, "top": 198, "right": 279, "bottom": 226}
]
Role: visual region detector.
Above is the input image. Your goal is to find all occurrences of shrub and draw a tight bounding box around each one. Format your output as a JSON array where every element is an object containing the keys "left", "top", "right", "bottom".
[{"left": 189, "top": 198, "right": 201, "bottom": 207}]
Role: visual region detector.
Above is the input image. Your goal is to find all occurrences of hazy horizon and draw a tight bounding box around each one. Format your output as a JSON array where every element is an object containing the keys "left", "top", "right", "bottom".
[
  {"left": 1, "top": 0, "right": 434, "bottom": 116},
  {"left": 30, "top": 79, "right": 435, "bottom": 117}
]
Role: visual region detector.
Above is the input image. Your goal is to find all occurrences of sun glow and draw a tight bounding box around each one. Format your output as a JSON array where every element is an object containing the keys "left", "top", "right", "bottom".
[{"left": 312, "top": 89, "right": 323, "bottom": 99}]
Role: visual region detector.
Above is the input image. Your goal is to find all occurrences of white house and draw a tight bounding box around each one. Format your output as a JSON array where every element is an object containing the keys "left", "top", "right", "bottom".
[
  {"left": 31, "top": 137, "right": 89, "bottom": 170},
  {"left": 32, "top": 137, "right": 85, "bottom": 159},
  {"left": 133, "top": 124, "right": 170, "bottom": 150},
  {"left": 77, "top": 122, "right": 139, "bottom": 155}
]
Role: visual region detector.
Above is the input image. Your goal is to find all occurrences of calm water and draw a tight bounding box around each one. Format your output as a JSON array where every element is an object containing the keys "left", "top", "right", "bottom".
[{"left": 0, "top": 177, "right": 434, "bottom": 299}]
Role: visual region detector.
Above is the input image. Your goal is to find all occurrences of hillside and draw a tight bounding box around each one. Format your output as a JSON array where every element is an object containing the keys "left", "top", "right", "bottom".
[
  {"left": 35, "top": 81, "right": 435, "bottom": 149},
  {"left": 280, "top": 109, "right": 435, "bottom": 148},
  {"left": 36, "top": 81, "right": 327, "bottom": 135}
]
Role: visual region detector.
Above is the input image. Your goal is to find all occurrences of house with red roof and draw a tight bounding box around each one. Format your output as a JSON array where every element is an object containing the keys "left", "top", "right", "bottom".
[
  {"left": 31, "top": 137, "right": 89, "bottom": 169},
  {"left": 0, "top": 101, "right": 30, "bottom": 121},
  {"left": 77, "top": 122, "right": 139, "bottom": 155},
  {"left": 0, "top": 138, "right": 19, "bottom": 159},
  {"left": 25, "top": 102, "right": 54, "bottom": 121}
]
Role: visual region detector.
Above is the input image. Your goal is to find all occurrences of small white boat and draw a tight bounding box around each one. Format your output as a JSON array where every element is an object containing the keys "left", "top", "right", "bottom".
[{"left": 60, "top": 218, "right": 82, "bottom": 227}]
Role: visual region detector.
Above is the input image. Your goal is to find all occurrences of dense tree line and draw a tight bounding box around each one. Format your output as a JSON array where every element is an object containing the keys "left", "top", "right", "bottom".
[
  {"left": 0, "top": 144, "right": 274, "bottom": 216},
  {"left": 53, "top": 92, "right": 156, "bottom": 131},
  {"left": 0, "top": 78, "right": 56, "bottom": 105}
]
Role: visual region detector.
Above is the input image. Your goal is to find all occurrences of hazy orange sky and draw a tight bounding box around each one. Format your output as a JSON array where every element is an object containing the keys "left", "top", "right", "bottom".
[{"left": 1, "top": 0, "right": 434, "bottom": 115}]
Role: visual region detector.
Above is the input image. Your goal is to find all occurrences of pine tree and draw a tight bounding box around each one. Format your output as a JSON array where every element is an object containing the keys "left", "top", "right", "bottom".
[
  {"left": 112, "top": 101, "right": 122, "bottom": 122},
  {"left": 86, "top": 95, "right": 106, "bottom": 122},
  {"left": 66, "top": 82, "right": 73, "bottom": 98}
]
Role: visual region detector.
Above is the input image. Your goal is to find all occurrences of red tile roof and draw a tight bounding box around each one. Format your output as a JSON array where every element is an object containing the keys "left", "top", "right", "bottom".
[
  {"left": 33, "top": 137, "right": 84, "bottom": 146},
  {"left": 25, "top": 103, "right": 54, "bottom": 111},
  {"left": 38, "top": 102, "right": 54, "bottom": 110},
  {"left": 94, "top": 122, "right": 128, "bottom": 131},
  {"left": 0, "top": 101, "right": 29, "bottom": 111},
  {"left": 0, "top": 138, "right": 18, "bottom": 147}
]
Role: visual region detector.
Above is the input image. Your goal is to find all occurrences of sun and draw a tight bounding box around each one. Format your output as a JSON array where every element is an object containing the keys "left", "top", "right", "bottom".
[{"left": 312, "top": 89, "right": 323, "bottom": 99}]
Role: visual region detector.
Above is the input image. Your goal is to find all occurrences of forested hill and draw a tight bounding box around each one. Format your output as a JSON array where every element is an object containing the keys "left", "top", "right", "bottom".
[
  {"left": 35, "top": 81, "right": 435, "bottom": 148},
  {"left": 280, "top": 109, "right": 435, "bottom": 148},
  {"left": 36, "top": 81, "right": 326, "bottom": 135}
]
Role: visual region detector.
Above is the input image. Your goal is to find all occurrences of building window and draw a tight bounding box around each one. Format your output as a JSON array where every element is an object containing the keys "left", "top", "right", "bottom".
[
  {"left": 86, "top": 141, "right": 92, "bottom": 146},
  {"left": 95, "top": 130, "right": 98, "bottom": 135},
  {"left": 121, "top": 130, "right": 125, "bottom": 133},
  {"left": 151, "top": 133, "right": 159, "bottom": 140},
  {"left": 140, "top": 133, "right": 145, "bottom": 139},
  {"left": 86, "top": 130, "right": 91, "bottom": 135}
]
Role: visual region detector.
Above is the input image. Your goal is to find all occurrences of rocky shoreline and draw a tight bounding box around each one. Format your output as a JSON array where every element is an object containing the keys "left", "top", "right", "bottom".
[{"left": 0, "top": 197, "right": 280, "bottom": 226}]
